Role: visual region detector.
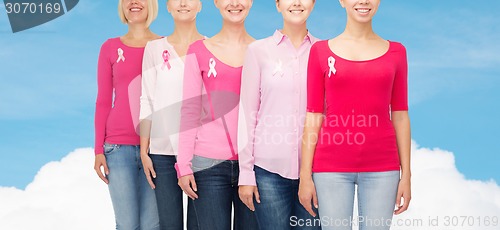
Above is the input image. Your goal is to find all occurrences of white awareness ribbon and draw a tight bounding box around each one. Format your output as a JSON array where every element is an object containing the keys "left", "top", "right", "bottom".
[
  {"left": 116, "top": 48, "right": 125, "bottom": 63},
  {"left": 272, "top": 59, "right": 283, "bottom": 77},
  {"left": 208, "top": 58, "right": 217, "bottom": 78},
  {"left": 328, "top": 56, "right": 336, "bottom": 78}
]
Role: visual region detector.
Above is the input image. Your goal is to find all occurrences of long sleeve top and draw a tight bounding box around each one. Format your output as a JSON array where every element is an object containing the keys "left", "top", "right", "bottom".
[
  {"left": 140, "top": 37, "right": 186, "bottom": 155},
  {"left": 238, "top": 30, "right": 319, "bottom": 186},
  {"left": 175, "top": 40, "right": 243, "bottom": 177},
  {"left": 94, "top": 38, "right": 143, "bottom": 154}
]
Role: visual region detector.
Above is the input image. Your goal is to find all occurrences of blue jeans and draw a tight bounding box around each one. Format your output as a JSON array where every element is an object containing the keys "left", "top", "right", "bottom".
[
  {"left": 104, "top": 143, "right": 160, "bottom": 230},
  {"left": 191, "top": 155, "right": 258, "bottom": 230},
  {"left": 313, "top": 171, "right": 400, "bottom": 230},
  {"left": 150, "top": 154, "right": 199, "bottom": 230},
  {"left": 254, "top": 166, "right": 321, "bottom": 230}
]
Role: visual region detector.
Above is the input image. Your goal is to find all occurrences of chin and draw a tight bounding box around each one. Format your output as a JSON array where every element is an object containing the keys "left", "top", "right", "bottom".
[
  {"left": 225, "top": 16, "right": 246, "bottom": 24},
  {"left": 287, "top": 18, "right": 307, "bottom": 25}
]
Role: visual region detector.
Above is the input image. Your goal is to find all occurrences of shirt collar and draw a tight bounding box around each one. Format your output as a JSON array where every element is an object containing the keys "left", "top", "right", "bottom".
[{"left": 272, "top": 29, "right": 314, "bottom": 46}]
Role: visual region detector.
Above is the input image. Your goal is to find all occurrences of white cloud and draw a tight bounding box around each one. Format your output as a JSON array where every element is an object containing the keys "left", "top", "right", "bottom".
[
  {"left": 389, "top": 142, "right": 500, "bottom": 230},
  {"left": 1, "top": 143, "right": 499, "bottom": 230},
  {"left": 0, "top": 148, "right": 114, "bottom": 230}
]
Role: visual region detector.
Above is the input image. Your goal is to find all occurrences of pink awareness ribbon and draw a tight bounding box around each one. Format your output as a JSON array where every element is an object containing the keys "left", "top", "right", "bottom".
[{"left": 162, "top": 50, "right": 171, "bottom": 70}]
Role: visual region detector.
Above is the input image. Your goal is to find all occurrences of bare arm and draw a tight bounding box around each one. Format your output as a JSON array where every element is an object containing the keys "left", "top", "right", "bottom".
[
  {"left": 140, "top": 119, "right": 156, "bottom": 189},
  {"left": 392, "top": 111, "right": 411, "bottom": 214},
  {"left": 298, "top": 112, "right": 324, "bottom": 217}
]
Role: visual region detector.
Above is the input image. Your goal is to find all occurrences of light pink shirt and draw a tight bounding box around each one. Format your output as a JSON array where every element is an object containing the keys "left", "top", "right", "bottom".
[
  {"left": 175, "top": 40, "right": 242, "bottom": 178},
  {"left": 140, "top": 37, "right": 185, "bottom": 155},
  {"left": 238, "top": 30, "right": 320, "bottom": 186}
]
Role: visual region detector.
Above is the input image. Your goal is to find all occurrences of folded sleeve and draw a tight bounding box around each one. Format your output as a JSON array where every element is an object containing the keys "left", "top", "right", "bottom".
[
  {"left": 391, "top": 43, "right": 409, "bottom": 111},
  {"left": 306, "top": 43, "right": 326, "bottom": 113}
]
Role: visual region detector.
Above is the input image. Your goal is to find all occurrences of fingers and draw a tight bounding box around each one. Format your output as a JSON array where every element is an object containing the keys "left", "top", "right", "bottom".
[
  {"left": 395, "top": 192, "right": 402, "bottom": 207},
  {"left": 238, "top": 186, "right": 258, "bottom": 211},
  {"left": 150, "top": 167, "right": 156, "bottom": 179},
  {"left": 190, "top": 177, "right": 198, "bottom": 193},
  {"left": 141, "top": 155, "right": 156, "bottom": 189},
  {"left": 178, "top": 176, "right": 198, "bottom": 200},
  {"left": 312, "top": 191, "right": 319, "bottom": 209},
  {"left": 238, "top": 187, "right": 255, "bottom": 211},
  {"left": 394, "top": 190, "right": 403, "bottom": 214},
  {"left": 144, "top": 167, "right": 156, "bottom": 190},
  {"left": 180, "top": 184, "right": 197, "bottom": 200},
  {"left": 395, "top": 194, "right": 411, "bottom": 215},
  {"left": 299, "top": 192, "right": 317, "bottom": 217},
  {"left": 94, "top": 168, "right": 108, "bottom": 184},
  {"left": 299, "top": 181, "right": 318, "bottom": 217},
  {"left": 94, "top": 164, "right": 109, "bottom": 184},
  {"left": 103, "top": 161, "right": 109, "bottom": 176},
  {"left": 184, "top": 187, "right": 198, "bottom": 200},
  {"left": 245, "top": 196, "right": 255, "bottom": 211},
  {"left": 300, "top": 197, "right": 316, "bottom": 217},
  {"left": 254, "top": 188, "right": 261, "bottom": 204},
  {"left": 309, "top": 192, "right": 319, "bottom": 217}
]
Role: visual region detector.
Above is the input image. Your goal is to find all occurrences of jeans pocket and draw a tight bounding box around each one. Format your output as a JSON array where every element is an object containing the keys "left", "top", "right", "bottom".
[
  {"left": 191, "top": 155, "right": 217, "bottom": 172},
  {"left": 103, "top": 143, "right": 119, "bottom": 155}
]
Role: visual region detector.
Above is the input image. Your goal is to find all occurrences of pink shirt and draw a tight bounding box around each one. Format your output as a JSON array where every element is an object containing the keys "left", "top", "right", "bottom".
[
  {"left": 238, "top": 30, "right": 320, "bottom": 186},
  {"left": 140, "top": 37, "right": 185, "bottom": 156},
  {"left": 175, "top": 40, "right": 242, "bottom": 177},
  {"left": 94, "top": 38, "right": 143, "bottom": 155},
  {"left": 307, "top": 40, "right": 408, "bottom": 172}
]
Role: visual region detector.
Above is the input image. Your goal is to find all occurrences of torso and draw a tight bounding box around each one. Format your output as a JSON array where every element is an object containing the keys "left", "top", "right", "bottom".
[{"left": 308, "top": 39, "right": 408, "bottom": 173}]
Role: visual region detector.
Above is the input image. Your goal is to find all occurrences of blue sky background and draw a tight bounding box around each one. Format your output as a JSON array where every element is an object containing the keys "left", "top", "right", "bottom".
[{"left": 0, "top": 1, "right": 498, "bottom": 189}]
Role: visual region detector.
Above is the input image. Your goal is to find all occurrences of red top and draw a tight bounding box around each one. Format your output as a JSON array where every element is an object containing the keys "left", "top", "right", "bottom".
[{"left": 307, "top": 40, "right": 408, "bottom": 172}]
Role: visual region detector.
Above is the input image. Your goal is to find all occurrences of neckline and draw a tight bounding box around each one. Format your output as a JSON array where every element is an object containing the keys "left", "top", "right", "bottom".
[
  {"left": 200, "top": 40, "right": 242, "bottom": 69},
  {"left": 274, "top": 29, "right": 313, "bottom": 46},
  {"left": 117, "top": 37, "right": 146, "bottom": 49},
  {"left": 326, "top": 40, "right": 392, "bottom": 63},
  {"left": 162, "top": 37, "right": 181, "bottom": 60}
]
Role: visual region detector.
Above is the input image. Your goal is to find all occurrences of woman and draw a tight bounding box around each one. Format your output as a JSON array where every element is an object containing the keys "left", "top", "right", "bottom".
[
  {"left": 175, "top": 0, "right": 258, "bottom": 229},
  {"left": 299, "top": 0, "right": 412, "bottom": 229},
  {"left": 238, "top": 0, "right": 321, "bottom": 229},
  {"left": 94, "top": 0, "right": 160, "bottom": 229},
  {"left": 139, "top": 0, "right": 204, "bottom": 229}
]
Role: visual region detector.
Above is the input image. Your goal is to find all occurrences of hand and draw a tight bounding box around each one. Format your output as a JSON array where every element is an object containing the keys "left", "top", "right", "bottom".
[
  {"left": 298, "top": 177, "right": 319, "bottom": 217},
  {"left": 94, "top": 154, "right": 109, "bottom": 184},
  {"left": 178, "top": 174, "right": 198, "bottom": 200},
  {"left": 141, "top": 154, "right": 156, "bottom": 189},
  {"left": 239, "top": 185, "right": 260, "bottom": 211},
  {"left": 394, "top": 177, "right": 411, "bottom": 215}
]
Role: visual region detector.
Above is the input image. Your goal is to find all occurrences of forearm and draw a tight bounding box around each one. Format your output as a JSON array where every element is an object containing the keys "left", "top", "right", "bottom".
[
  {"left": 300, "top": 112, "right": 324, "bottom": 180},
  {"left": 140, "top": 119, "right": 152, "bottom": 157},
  {"left": 392, "top": 111, "right": 411, "bottom": 179}
]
